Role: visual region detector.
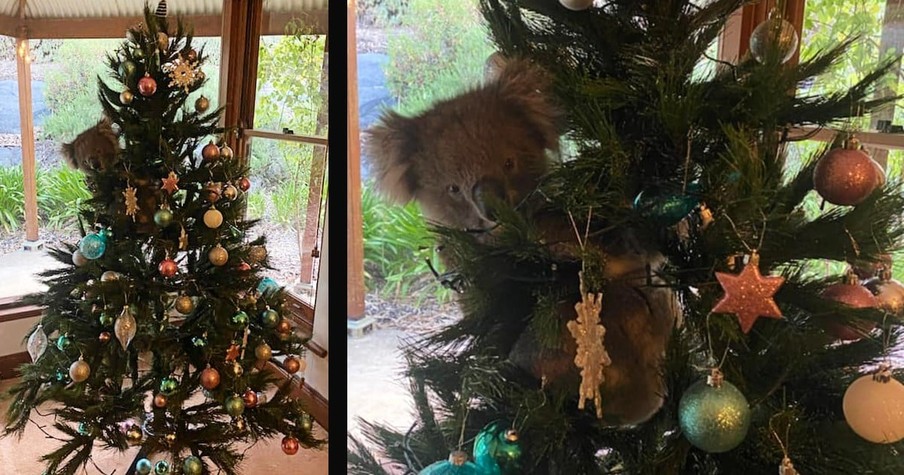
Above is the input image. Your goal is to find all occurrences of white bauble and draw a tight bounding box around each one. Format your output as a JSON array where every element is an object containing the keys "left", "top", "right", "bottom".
[
  {"left": 559, "top": 0, "right": 594, "bottom": 11},
  {"left": 843, "top": 369, "right": 904, "bottom": 443}
]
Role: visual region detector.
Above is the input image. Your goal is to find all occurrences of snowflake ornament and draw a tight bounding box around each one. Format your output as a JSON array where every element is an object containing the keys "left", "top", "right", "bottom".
[
  {"left": 163, "top": 54, "right": 202, "bottom": 93},
  {"left": 566, "top": 272, "right": 612, "bottom": 419},
  {"left": 123, "top": 185, "right": 140, "bottom": 220}
]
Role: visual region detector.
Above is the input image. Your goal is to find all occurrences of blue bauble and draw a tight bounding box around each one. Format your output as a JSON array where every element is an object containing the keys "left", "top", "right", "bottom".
[
  {"left": 154, "top": 460, "right": 170, "bottom": 475},
  {"left": 678, "top": 378, "right": 751, "bottom": 453},
  {"left": 135, "top": 458, "right": 153, "bottom": 475},
  {"left": 473, "top": 422, "right": 522, "bottom": 475},
  {"left": 79, "top": 233, "right": 106, "bottom": 260},
  {"left": 420, "top": 459, "right": 483, "bottom": 475},
  {"left": 257, "top": 277, "right": 280, "bottom": 295}
]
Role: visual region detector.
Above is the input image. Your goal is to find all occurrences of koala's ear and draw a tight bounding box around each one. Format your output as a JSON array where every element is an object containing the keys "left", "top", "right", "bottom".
[
  {"left": 364, "top": 111, "right": 421, "bottom": 205},
  {"left": 493, "top": 58, "right": 564, "bottom": 152}
]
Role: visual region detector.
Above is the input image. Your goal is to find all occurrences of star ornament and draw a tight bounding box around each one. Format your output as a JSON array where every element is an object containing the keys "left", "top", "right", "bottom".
[
  {"left": 161, "top": 171, "right": 180, "bottom": 194},
  {"left": 712, "top": 252, "right": 785, "bottom": 333}
]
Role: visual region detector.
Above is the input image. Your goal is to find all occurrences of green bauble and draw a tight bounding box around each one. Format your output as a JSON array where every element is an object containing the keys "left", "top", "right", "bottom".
[
  {"left": 421, "top": 452, "right": 482, "bottom": 475},
  {"left": 473, "top": 422, "right": 522, "bottom": 475},
  {"left": 678, "top": 378, "right": 751, "bottom": 453},
  {"left": 154, "top": 460, "right": 170, "bottom": 475},
  {"left": 119, "top": 60, "right": 138, "bottom": 79},
  {"left": 232, "top": 311, "right": 249, "bottom": 328},
  {"left": 225, "top": 395, "right": 245, "bottom": 417},
  {"left": 192, "top": 336, "right": 207, "bottom": 348},
  {"left": 261, "top": 308, "right": 279, "bottom": 327},
  {"left": 159, "top": 376, "right": 179, "bottom": 395},
  {"left": 56, "top": 335, "right": 72, "bottom": 351},
  {"left": 633, "top": 188, "right": 699, "bottom": 225},
  {"left": 154, "top": 209, "right": 174, "bottom": 227},
  {"left": 183, "top": 456, "right": 203, "bottom": 475},
  {"left": 135, "top": 458, "right": 153, "bottom": 475},
  {"left": 99, "top": 312, "right": 114, "bottom": 326}
]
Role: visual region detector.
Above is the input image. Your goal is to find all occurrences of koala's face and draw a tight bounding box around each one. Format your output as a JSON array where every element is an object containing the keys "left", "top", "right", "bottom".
[{"left": 366, "top": 59, "right": 562, "bottom": 235}]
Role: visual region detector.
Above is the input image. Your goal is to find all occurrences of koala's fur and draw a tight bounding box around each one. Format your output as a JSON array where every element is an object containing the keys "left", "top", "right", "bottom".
[
  {"left": 61, "top": 116, "right": 120, "bottom": 175},
  {"left": 367, "top": 58, "right": 678, "bottom": 426}
]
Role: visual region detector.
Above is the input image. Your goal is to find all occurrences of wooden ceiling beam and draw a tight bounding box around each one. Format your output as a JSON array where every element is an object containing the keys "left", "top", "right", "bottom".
[{"left": 0, "top": 9, "right": 327, "bottom": 39}]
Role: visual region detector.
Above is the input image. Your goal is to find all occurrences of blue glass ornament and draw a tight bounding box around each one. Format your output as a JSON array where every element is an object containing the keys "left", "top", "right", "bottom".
[
  {"left": 678, "top": 376, "right": 751, "bottom": 453},
  {"left": 79, "top": 233, "right": 107, "bottom": 260},
  {"left": 473, "top": 422, "right": 522, "bottom": 475},
  {"left": 420, "top": 451, "right": 483, "bottom": 475},
  {"left": 257, "top": 277, "right": 280, "bottom": 295},
  {"left": 135, "top": 458, "right": 153, "bottom": 475}
]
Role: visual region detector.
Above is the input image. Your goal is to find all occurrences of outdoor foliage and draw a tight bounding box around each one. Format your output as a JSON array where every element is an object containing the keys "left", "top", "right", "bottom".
[
  {"left": 0, "top": 165, "right": 24, "bottom": 232},
  {"left": 0, "top": 166, "right": 90, "bottom": 232}
]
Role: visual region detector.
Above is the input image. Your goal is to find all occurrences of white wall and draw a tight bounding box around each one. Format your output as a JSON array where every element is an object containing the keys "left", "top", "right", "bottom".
[
  {"left": 0, "top": 315, "right": 40, "bottom": 357},
  {"left": 305, "top": 201, "right": 328, "bottom": 399}
]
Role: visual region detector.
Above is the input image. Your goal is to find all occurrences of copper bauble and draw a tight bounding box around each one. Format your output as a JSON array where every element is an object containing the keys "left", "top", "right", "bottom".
[
  {"left": 203, "top": 208, "right": 223, "bottom": 228},
  {"left": 154, "top": 393, "right": 168, "bottom": 408},
  {"left": 237, "top": 177, "right": 251, "bottom": 192},
  {"left": 185, "top": 48, "right": 199, "bottom": 62},
  {"left": 120, "top": 90, "right": 134, "bottom": 105},
  {"left": 822, "top": 280, "right": 878, "bottom": 340},
  {"left": 238, "top": 262, "right": 251, "bottom": 271},
  {"left": 158, "top": 258, "right": 178, "bottom": 277},
  {"left": 284, "top": 356, "right": 301, "bottom": 374},
  {"left": 195, "top": 95, "right": 210, "bottom": 113},
  {"left": 281, "top": 436, "right": 300, "bottom": 455},
  {"left": 99, "top": 331, "right": 112, "bottom": 343},
  {"left": 255, "top": 343, "right": 272, "bottom": 361},
  {"left": 202, "top": 141, "right": 220, "bottom": 162},
  {"left": 203, "top": 182, "right": 221, "bottom": 203},
  {"left": 866, "top": 274, "right": 904, "bottom": 317},
  {"left": 209, "top": 244, "right": 228, "bottom": 266},
  {"left": 276, "top": 319, "right": 292, "bottom": 334},
  {"left": 242, "top": 389, "right": 259, "bottom": 408},
  {"left": 174, "top": 295, "right": 195, "bottom": 314},
  {"left": 138, "top": 74, "right": 157, "bottom": 96},
  {"left": 200, "top": 366, "right": 221, "bottom": 390},
  {"left": 813, "top": 146, "right": 882, "bottom": 206},
  {"left": 219, "top": 144, "right": 234, "bottom": 160}
]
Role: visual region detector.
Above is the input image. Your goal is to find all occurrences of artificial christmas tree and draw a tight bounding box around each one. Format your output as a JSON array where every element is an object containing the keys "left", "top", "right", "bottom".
[
  {"left": 3, "top": 6, "right": 321, "bottom": 475},
  {"left": 349, "top": 0, "right": 904, "bottom": 473}
]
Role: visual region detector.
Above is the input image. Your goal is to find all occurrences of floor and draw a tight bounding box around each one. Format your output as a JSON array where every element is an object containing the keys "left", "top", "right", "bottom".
[
  {"left": 0, "top": 379, "right": 329, "bottom": 474},
  {"left": 0, "top": 248, "right": 60, "bottom": 299}
]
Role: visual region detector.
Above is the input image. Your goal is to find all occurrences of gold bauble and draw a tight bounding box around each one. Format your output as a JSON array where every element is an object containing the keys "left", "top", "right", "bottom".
[
  {"left": 220, "top": 144, "right": 234, "bottom": 160},
  {"left": 120, "top": 90, "right": 134, "bottom": 105},
  {"left": 284, "top": 356, "right": 301, "bottom": 374},
  {"left": 174, "top": 295, "right": 195, "bottom": 314},
  {"left": 203, "top": 208, "right": 224, "bottom": 228},
  {"left": 247, "top": 246, "right": 267, "bottom": 264},
  {"left": 209, "top": 244, "right": 229, "bottom": 266},
  {"left": 156, "top": 31, "right": 169, "bottom": 51},
  {"left": 164, "top": 432, "right": 177, "bottom": 445},
  {"left": 222, "top": 184, "right": 238, "bottom": 200},
  {"left": 255, "top": 343, "right": 272, "bottom": 361},
  {"left": 69, "top": 358, "right": 91, "bottom": 383},
  {"left": 126, "top": 425, "right": 143, "bottom": 444},
  {"left": 231, "top": 361, "right": 244, "bottom": 377},
  {"left": 233, "top": 417, "right": 247, "bottom": 432},
  {"left": 195, "top": 95, "right": 210, "bottom": 113}
]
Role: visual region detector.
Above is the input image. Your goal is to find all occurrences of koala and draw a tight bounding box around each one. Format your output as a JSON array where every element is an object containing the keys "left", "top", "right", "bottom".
[
  {"left": 367, "top": 58, "right": 678, "bottom": 426},
  {"left": 61, "top": 116, "right": 120, "bottom": 175}
]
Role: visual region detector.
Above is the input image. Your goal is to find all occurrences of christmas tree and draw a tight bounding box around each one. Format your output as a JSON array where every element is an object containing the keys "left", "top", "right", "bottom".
[
  {"left": 349, "top": 0, "right": 904, "bottom": 473},
  {"left": 3, "top": 6, "right": 322, "bottom": 475}
]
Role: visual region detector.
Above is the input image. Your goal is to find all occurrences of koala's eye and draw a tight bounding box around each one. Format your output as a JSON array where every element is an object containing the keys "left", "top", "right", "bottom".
[
  {"left": 504, "top": 158, "right": 515, "bottom": 170},
  {"left": 447, "top": 184, "right": 460, "bottom": 194}
]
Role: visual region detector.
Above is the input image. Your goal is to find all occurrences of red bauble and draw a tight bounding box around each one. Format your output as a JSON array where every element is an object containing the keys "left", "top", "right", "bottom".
[
  {"left": 237, "top": 177, "right": 251, "bottom": 192},
  {"left": 281, "top": 436, "right": 299, "bottom": 455},
  {"left": 202, "top": 141, "right": 220, "bottom": 162},
  {"left": 99, "top": 331, "right": 112, "bottom": 343},
  {"left": 283, "top": 356, "right": 301, "bottom": 374},
  {"left": 813, "top": 145, "right": 883, "bottom": 206},
  {"left": 200, "top": 367, "right": 221, "bottom": 390},
  {"left": 138, "top": 74, "right": 157, "bottom": 96},
  {"left": 822, "top": 281, "right": 878, "bottom": 340},
  {"left": 158, "top": 258, "right": 178, "bottom": 277},
  {"left": 242, "top": 389, "right": 259, "bottom": 408},
  {"left": 238, "top": 262, "right": 251, "bottom": 271},
  {"left": 153, "top": 393, "right": 168, "bottom": 408}
]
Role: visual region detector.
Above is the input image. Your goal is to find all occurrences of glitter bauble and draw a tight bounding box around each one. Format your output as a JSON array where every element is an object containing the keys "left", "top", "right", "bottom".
[
  {"left": 79, "top": 233, "right": 106, "bottom": 259},
  {"left": 822, "top": 281, "right": 878, "bottom": 341},
  {"left": 154, "top": 208, "right": 173, "bottom": 227},
  {"left": 255, "top": 343, "right": 272, "bottom": 361},
  {"left": 813, "top": 146, "right": 882, "bottom": 206},
  {"left": 192, "top": 336, "right": 206, "bottom": 348},
  {"left": 158, "top": 258, "right": 178, "bottom": 277},
  {"left": 69, "top": 359, "right": 91, "bottom": 383},
  {"left": 230, "top": 361, "right": 244, "bottom": 377},
  {"left": 153, "top": 393, "right": 168, "bottom": 408},
  {"left": 749, "top": 16, "right": 799, "bottom": 64},
  {"left": 248, "top": 246, "right": 268, "bottom": 264},
  {"left": 678, "top": 378, "right": 750, "bottom": 453},
  {"left": 156, "top": 32, "right": 169, "bottom": 51},
  {"left": 154, "top": 460, "right": 170, "bottom": 475},
  {"left": 284, "top": 356, "right": 302, "bottom": 374},
  {"left": 209, "top": 244, "right": 228, "bottom": 266},
  {"left": 183, "top": 456, "right": 203, "bottom": 475},
  {"left": 138, "top": 74, "right": 157, "bottom": 96},
  {"left": 160, "top": 376, "right": 179, "bottom": 395},
  {"left": 844, "top": 368, "right": 904, "bottom": 443},
  {"left": 174, "top": 295, "right": 195, "bottom": 314},
  {"left": 299, "top": 413, "right": 313, "bottom": 432},
  {"left": 225, "top": 395, "right": 245, "bottom": 417},
  {"left": 99, "top": 312, "right": 113, "bottom": 326},
  {"left": 195, "top": 95, "right": 210, "bottom": 113},
  {"left": 185, "top": 48, "right": 198, "bottom": 62},
  {"left": 126, "top": 425, "right": 143, "bottom": 444},
  {"left": 203, "top": 208, "right": 223, "bottom": 228},
  {"left": 242, "top": 388, "right": 259, "bottom": 408},
  {"left": 202, "top": 141, "right": 220, "bottom": 162},
  {"left": 281, "top": 436, "right": 299, "bottom": 455},
  {"left": 135, "top": 459, "right": 153, "bottom": 475},
  {"left": 232, "top": 311, "right": 249, "bottom": 328},
  {"left": 200, "top": 366, "right": 221, "bottom": 390}
]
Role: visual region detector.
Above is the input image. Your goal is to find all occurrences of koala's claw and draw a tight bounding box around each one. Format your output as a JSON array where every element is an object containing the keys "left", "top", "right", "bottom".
[{"left": 425, "top": 257, "right": 467, "bottom": 293}]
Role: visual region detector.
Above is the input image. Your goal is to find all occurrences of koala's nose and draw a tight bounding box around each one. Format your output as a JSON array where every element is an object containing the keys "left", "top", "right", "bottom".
[{"left": 473, "top": 178, "right": 506, "bottom": 221}]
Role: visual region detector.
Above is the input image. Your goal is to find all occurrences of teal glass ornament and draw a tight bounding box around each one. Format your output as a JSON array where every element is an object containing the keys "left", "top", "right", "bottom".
[
  {"left": 79, "top": 233, "right": 106, "bottom": 260},
  {"left": 55, "top": 370, "right": 67, "bottom": 382},
  {"left": 154, "top": 209, "right": 174, "bottom": 227},
  {"left": 77, "top": 422, "right": 91, "bottom": 435},
  {"left": 678, "top": 375, "right": 751, "bottom": 453},
  {"left": 473, "top": 422, "right": 522, "bottom": 475},
  {"left": 160, "top": 376, "right": 179, "bottom": 395},
  {"left": 183, "top": 456, "right": 203, "bottom": 475},
  {"left": 633, "top": 189, "right": 699, "bottom": 225},
  {"left": 56, "top": 335, "right": 72, "bottom": 351},
  {"left": 257, "top": 277, "right": 280, "bottom": 295},
  {"left": 261, "top": 308, "right": 279, "bottom": 328},
  {"left": 154, "top": 460, "right": 170, "bottom": 475},
  {"left": 232, "top": 311, "right": 249, "bottom": 328},
  {"left": 99, "top": 312, "right": 114, "bottom": 326},
  {"left": 135, "top": 458, "right": 153, "bottom": 475},
  {"left": 420, "top": 451, "right": 483, "bottom": 475}
]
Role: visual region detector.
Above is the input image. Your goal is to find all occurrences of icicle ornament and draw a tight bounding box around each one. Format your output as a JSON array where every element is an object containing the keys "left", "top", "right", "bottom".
[
  {"left": 115, "top": 305, "right": 138, "bottom": 351},
  {"left": 27, "top": 324, "right": 48, "bottom": 362}
]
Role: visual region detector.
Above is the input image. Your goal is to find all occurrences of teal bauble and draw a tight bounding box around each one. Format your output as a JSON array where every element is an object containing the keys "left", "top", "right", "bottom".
[
  {"left": 98, "top": 312, "right": 114, "bottom": 326},
  {"left": 473, "top": 423, "right": 522, "bottom": 475},
  {"left": 154, "top": 460, "right": 170, "bottom": 475},
  {"left": 420, "top": 452, "right": 482, "bottom": 475},
  {"left": 56, "top": 335, "right": 72, "bottom": 351},
  {"left": 183, "top": 456, "right": 203, "bottom": 475},
  {"left": 257, "top": 277, "right": 280, "bottom": 295},
  {"left": 154, "top": 209, "right": 174, "bottom": 227},
  {"left": 232, "top": 311, "right": 249, "bottom": 328},
  {"left": 159, "top": 376, "right": 179, "bottom": 395},
  {"left": 79, "top": 233, "right": 106, "bottom": 260},
  {"left": 225, "top": 395, "right": 245, "bottom": 417},
  {"left": 678, "top": 378, "right": 751, "bottom": 453},
  {"left": 633, "top": 188, "right": 699, "bottom": 225},
  {"left": 119, "top": 60, "right": 138, "bottom": 79},
  {"left": 77, "top": 422, "right": 92, "bottom": 436},
  {"left": 135, "top": 458, "right": 153, "bottom": 475},
  {"left": 260, "top": 308, "right": 279, "bottom": 328}
]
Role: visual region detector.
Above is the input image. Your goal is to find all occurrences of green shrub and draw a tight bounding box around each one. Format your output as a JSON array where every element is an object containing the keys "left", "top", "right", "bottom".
[
  {"left": 38, "top": 166, "right": 91, "bottom": 228},
  {"left": 246, "top": 191, "right": 266, "bottom": 221},
  {"left": 0, "top": 166, "right": 25, "bottom": 232},
  {"left": 358, "top": 0, "right": 409, "bottom": 27},
  {"left": 384, "top": 0, "right": 494, "bottom": 115}
]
